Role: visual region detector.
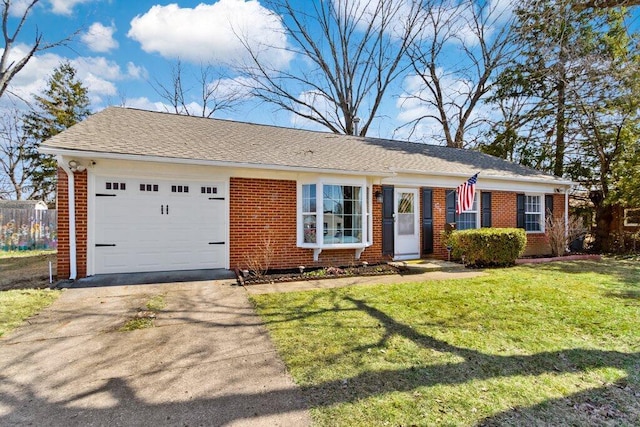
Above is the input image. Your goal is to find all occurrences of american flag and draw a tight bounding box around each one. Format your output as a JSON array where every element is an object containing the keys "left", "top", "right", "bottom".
[{"left": 456, "top": 173, "right": 478, "bottom": 214}]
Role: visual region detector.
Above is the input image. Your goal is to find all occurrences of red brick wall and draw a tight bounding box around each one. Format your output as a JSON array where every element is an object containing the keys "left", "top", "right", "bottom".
[
  {"left": 428, "top": 190, "right": 563, "bottom": 259},
  {"left": 56, "top": 168, "right": 88, "bottom": 280},
  {"left": 59, "top": 173, "right": 565, "bottom": 277},
  {"left": 57, "top": 168, "right": 70, "bottom": 279},
  {"left": 229, "top": 178, "right": 384, "bottom": 270},
  {"left": 75, "top": 171, "right": 88, "bottom": 277}
]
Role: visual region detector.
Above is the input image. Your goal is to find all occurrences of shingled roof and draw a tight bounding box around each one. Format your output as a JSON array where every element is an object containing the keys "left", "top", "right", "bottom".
[{"left": 42, "top": 107, "right": 569, "bottom": 184}]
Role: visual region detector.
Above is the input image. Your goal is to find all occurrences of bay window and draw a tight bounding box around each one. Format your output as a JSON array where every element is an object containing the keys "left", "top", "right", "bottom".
[{"left": 299, "top": 181, "right": 369, "bottom": 251}]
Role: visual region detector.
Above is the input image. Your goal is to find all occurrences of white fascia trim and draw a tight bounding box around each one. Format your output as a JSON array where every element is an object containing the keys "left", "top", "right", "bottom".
[
  {"left": 57, "top": 155, "right": 77, "bottom": 280},
  {"left": 39, "top": 147, "right": 396, "bottom": 178},
  {"left": 391, "top": 168, "right": 574, "bottom": 187}
]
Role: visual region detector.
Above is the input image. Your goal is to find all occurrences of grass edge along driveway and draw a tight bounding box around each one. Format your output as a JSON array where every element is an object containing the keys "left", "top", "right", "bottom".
[
  {"left": 0, "top": 289, "right": 60, "bottom": 338},
  {"left": 250, "top": 259, "right": 640, "bottom": 426}
]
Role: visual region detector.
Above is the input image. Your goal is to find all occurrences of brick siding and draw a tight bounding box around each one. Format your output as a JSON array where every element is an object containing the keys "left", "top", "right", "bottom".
[
  {"left": 56, "top": 168, "right": 88, "bottom": 279},
  {"left": 229, "top": 178, "right": 384, "bottom": 270},
  {"left": 57, "top": 173, "right": 564, "bottom": 277}
]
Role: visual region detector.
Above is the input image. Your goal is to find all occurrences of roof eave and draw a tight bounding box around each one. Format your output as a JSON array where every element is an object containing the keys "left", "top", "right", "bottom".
[
  {"left": 391, "top": 168, "right": 574, "bottom": 187},
  {"left": 39, "top": 146, "right": 397, "bottom": 178}
]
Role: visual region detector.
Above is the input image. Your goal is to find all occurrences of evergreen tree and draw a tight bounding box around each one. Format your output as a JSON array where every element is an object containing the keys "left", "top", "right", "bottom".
[
  {"left": 23, "top": 62, "right": 91, "bottom": 202},
  {"left": 486, "top": 2, "right": 640, "bottom": 251}
]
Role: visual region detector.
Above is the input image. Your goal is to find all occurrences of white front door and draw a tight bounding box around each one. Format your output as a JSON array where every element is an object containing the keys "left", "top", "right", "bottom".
[{"left": 394, "top": 188, "right": 420, "bottom": 260}]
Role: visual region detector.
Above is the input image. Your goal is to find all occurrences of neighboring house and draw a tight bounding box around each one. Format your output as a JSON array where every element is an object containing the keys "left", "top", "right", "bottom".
[
  {"left": 0, "top": 200, "right": 57, "bottom": 251},
  {"left": 41, "top": 107, "right": 572, "bottom": 280}
]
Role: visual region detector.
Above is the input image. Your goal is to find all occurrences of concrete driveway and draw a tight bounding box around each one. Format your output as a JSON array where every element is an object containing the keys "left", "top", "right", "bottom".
[{"left": 0, "top": 281, "right": 311, "bottom": 426}]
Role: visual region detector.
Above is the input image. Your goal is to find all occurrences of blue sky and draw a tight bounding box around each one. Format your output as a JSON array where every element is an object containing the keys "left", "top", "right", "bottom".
[
  {"left": 6, "top": 0, "right": 637, "bottom": 141},
  {"left": 7, "top": 0, "right": 492, "bottom": 140}
]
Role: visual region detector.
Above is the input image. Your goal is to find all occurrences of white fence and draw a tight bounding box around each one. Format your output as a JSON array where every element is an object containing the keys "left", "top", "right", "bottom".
[{"left": 0, "top": 208, "right": 57, "bottom": 251}]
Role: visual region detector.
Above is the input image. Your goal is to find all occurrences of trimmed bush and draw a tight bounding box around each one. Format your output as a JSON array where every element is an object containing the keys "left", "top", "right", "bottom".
[{"left": 448, "top": 228, "right": 526, "bottom": 267}]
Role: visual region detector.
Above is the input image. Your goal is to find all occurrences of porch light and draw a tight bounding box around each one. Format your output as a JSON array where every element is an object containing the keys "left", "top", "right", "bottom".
[
  {"left": 68, "top": 160, "right": 86, "bottom": 173},
  {"left": 375, "top": 190, "right": 383, "bottom": 203}
]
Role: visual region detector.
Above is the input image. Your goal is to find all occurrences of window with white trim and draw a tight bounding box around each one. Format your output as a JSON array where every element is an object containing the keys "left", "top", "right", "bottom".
[
  {"left": 624, "top": 208, "right": 640, "bottom": 226},
  {"left": 299, "top": 182, "right": 368, "bottom": 247},
  {"left": 302, "top": 184, "right": 317, "bottom": 243},
  {"left": 525, "top": 195, "right": 543, "bottom": 232},
  {"left": 457, "top": 194, "right": 478, "bottom": 230}
]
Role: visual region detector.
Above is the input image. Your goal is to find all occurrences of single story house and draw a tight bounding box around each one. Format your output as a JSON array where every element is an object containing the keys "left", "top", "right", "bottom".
[{"left": 41, "top": 107, "right": 572, "bottom": 280}]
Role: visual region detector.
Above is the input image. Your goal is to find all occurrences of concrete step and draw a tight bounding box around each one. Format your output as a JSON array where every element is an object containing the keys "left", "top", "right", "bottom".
[{"left": 388, "top": 259, "right": 464, "bottom": 274}]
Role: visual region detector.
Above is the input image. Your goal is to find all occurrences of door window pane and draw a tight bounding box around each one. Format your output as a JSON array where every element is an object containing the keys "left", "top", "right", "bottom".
[{"left": 397, "top": 192, "right": 415, "bottom": 235}]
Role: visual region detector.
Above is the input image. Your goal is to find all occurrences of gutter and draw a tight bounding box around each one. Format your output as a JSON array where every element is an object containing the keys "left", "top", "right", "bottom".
[
  {"left": 565, "top": 187, "right": 570, "bottom": 240},
  {"left": 39, "top": 146, "right": 397, "bottom": 178},
  {"left": 58, "top": 155, "right": 77, "bottom": 280}
]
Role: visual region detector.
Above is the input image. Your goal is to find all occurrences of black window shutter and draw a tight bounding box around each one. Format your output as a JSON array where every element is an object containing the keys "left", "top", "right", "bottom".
[
  {"left": 382, "top": 186, "right": 394, "bottom": 256},
  {"left": 422, "top": 188, "right": 433, "bottom": 254},
  {"left": 516, "top": 194, "right": 525, "bottom": 229},
  {"left": 481, "top": 192, "right": 492, "bottom": 228},
  {"left": 545, "top": 194, "right": 554, "bottom": 221},
  {"left": 445, "top": 190, "right": 457, "bottom": 224}
]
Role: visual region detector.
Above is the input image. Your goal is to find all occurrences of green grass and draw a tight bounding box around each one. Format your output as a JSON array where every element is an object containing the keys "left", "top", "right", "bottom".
[
  {"left": 145, "top": 294, "right": 166, "bottom": 311},
  {"left": 0, "top": 249, "right": 56, "bottom": 259},
  {"left": 0, "top": 289, "right": 60, "bottom": 337},
  {"left": 250, "top": 259, "right": 640, "bottom": 426},
  {"left": 119, "top": 293, "right": 166, "bottom": 332}
]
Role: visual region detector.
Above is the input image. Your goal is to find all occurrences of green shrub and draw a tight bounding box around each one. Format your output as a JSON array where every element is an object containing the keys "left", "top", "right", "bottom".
[{"left": 448, "top": 228, "right": 526, "bottom": 267}]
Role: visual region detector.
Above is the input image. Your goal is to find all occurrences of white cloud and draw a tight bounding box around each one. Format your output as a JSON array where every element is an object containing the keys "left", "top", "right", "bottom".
[
  {"left": 289, "top": 90, "right": 340, "bottom": 131},
  {"left": 126, "top": 62, "right": 147, "bottom": 80},
  {"left": 0, "top": 44, "right": 131, "bottom": 108},
  {"left": 49, "top": 0, "right": 91, "bottom": 15},
  {"left": 208, "top": 76, "right": 253, "bottom": 101},
  {"left": 9, "top": 0, "right": 34, "bottom": 17},
  {"left": 122, "top": 96, "right": 209, "bottom": 117},
  {"left": 127, "top": 0, "right": 292, "bottom": 69},
  {"left": 81, "top": 22, "right": 118, "bottom": 53},
  {"left": 121, "top": 96, "right": 169, "bottom": 112}
]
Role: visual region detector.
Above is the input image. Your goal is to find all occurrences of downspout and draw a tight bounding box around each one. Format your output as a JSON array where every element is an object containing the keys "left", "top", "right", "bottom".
[
  {"left": 58, "top": 156, "right": 77, "bottom": 280},
  {"left": 565, "top": 187, "right": 570, "bottom": 241}
]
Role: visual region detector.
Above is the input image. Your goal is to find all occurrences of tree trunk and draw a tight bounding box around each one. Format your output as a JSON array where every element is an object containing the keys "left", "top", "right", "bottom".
[{"left": 554, "top": 65, "right": 566, "bottom": 177}]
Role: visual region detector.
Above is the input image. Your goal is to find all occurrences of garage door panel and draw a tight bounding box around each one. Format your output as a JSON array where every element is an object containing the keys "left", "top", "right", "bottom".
[{"left": 94, "top": 177, "right": 227, "bottom": 275}]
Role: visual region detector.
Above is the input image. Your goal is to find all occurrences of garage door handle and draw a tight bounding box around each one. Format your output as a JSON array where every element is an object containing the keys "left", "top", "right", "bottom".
[
  {"left": 166, "top": 204, "right": 169, "bottom": 214},
  {"left": 208, "top": 241, "right": 225, "bottom": 245},
  {"left": 96, "top": 244, "right": 116, "bottom": 247},
  {"left": 161, "top": 205, "right": 164, "bottom": 215}
]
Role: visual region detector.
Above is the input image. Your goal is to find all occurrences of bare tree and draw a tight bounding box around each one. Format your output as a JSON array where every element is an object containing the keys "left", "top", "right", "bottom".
[
  {"left": 150, "top": 60, "right": 246, "bottom": 118},
  {"left": 236, "top": 0, "right": 426, "bottom": 136},
  {"left": 0, "top": 108, "right": 30, "bottom": 199},
  {"left": 0, "top": 0, "right": 76, "bottom": 99},
  {"left": 399, "top": 0, "right": 515, "bottom": 148}
]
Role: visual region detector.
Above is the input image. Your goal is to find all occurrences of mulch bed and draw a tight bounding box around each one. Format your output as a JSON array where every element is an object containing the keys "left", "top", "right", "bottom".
[{"left": 235, "top": 263, "right": 401, "bottom": 286}]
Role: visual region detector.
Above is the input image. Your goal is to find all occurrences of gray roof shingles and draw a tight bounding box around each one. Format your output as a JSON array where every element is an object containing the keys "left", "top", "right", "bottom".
[{"left": 42, "top": 107, "right": 567, "bottom": 183}]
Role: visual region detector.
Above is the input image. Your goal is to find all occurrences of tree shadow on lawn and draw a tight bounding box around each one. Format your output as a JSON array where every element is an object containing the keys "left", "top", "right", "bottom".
[
  {"left": 1, "top": 295, "right": 637, "bottom": 426},
  {"left": 516, "top": 259, "right": 640, "bottom": 288}
]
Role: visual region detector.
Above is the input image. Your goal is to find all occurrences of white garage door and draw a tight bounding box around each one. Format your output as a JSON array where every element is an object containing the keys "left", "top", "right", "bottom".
[{"left": 94, "top": 176, "right": 227, "bottom": 274}]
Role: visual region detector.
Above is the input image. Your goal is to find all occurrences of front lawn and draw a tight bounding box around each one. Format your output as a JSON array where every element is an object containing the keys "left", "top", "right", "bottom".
[
  {"left": 0, "top": 289, "right": 60, "bottom": 337},
  {"left": 251, "top": 259, "right": 640, "bottom": 426},
  {"left": 0, "top": 250, "right": 57, "bottom": 291}
]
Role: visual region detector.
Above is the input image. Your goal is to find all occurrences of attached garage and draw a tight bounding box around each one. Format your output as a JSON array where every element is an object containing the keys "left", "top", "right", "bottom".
[
  {"left": 41, "top": 107, "right": 572, "bottom": 281},
  {"left": 92, "top": 175, "right": 227, "bottom": 274}
]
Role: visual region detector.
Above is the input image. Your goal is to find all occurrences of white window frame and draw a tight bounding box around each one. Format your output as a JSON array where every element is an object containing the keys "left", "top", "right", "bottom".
[
  {"left": 524, "top": 193, "right": 545, "bottom": 233},
  {"left": 297, "top": 178, "right": 370, "bottom": 253},
  {"left": 456, "top": 192, "right": 480, "bottom": 230},
  {"left": 624, "top": 208, "right": 640, "bottom": 226}
]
